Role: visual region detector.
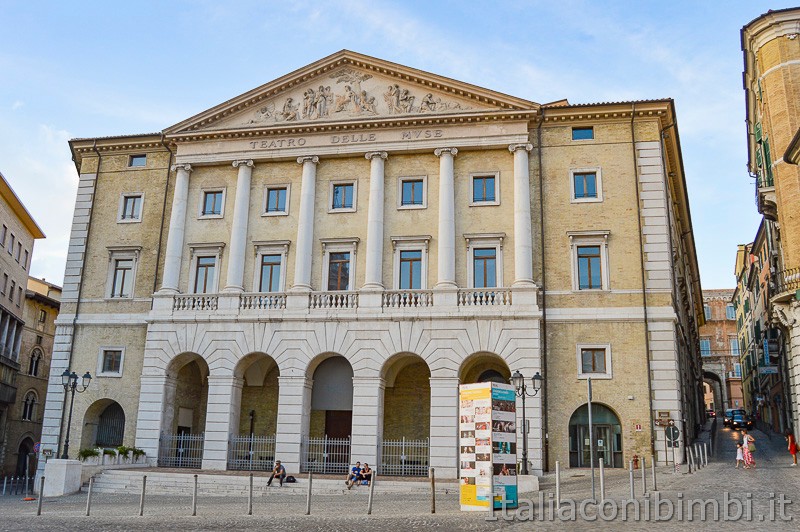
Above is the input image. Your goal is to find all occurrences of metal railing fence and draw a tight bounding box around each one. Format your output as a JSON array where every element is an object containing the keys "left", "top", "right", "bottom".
[
  {"left": 227, "top": 434, "right": 276, "bottom": 471},
  {"left": 158, "top": 432, "right": 205, "bottom": 469}
]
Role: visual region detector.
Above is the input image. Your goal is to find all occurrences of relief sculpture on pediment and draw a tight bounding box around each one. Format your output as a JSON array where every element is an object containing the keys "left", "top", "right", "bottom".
[{"left": 246, "top": 67, "right": 473, "bottom": 127}]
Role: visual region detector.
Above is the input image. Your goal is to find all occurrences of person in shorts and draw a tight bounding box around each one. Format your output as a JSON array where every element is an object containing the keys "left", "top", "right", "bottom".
[{"left": 346, "top": 461, "right": 361, "bottom": 489}]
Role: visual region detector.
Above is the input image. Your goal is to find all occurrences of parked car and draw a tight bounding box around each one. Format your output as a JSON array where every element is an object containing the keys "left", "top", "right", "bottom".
[
  {"left": 731, "top": 413, "right": 753, "bottom": 430},
  {"left": 724, "top": 409, "right": 745, "bottom": 427},
  {"left": 706, "top": 409, "right": 716, "bottom": 418}
]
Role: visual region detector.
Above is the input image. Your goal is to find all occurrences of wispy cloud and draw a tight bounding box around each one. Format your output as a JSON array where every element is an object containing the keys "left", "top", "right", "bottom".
[{"left": 11, "top": 100, "right": 24, "bottom": 110}]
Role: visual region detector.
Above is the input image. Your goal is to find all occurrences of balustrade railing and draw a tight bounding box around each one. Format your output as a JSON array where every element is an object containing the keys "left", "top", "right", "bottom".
[
  {"left": 773, "top": 267, "right": 800, "bottom": 298},
  {"left": 457, "top": 288, "right": 512, "bottom": 306},
  {"left": 382, "top": 290, "right": 434, "bottom": 308},
  {"left": 239, "top": 293, "right": 286, "bottom": 310},
  {"left": 173, "top": 294, "right": 218, "bottom": 311},
  {"left": 309, "top": 291, "right": 358, "bottom": 310}
]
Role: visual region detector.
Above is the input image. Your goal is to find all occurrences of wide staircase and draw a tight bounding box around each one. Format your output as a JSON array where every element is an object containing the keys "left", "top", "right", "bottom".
[{"left": 85, "top": 469, "right": 457, "bottom": 497}]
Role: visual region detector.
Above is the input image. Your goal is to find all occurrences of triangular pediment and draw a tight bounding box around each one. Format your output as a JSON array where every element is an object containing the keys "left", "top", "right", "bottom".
[{"left": 165, "top": 50, "right": 539, "bottom": 135}]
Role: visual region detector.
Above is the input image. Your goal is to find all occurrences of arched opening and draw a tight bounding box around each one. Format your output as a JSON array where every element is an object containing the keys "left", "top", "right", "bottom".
[
  {"left": 229, "top": 353, "right": 280, "bottom": 470},
  {"left": 380, "top": 353, "right": 431, "bottom": 476},
  {"left": 568, "top": 403, "right": 623, "bottom": 468},
  {"left": 158, "top": 353, "right": 209, "bottom": 468},
  {"left": 80, "top": 399, "right": 126, "bottom": 450},
  {"left": 15, "top": 437, "right": 35, "bottom": 477},
  {"left": 702, "top": 371, "right": 724, "bottom": 416},
  {"left": 28, "top": 348, "right": 42, "bottom": 376},
  {"left": 302, "top": 354, "right": 353, "bottom": 474},
  {"left": 459, "top": 352, "right": 511, "bottom": 384},
  {"left": 21, "top": 391, "right": 37, "bottom": 421}
]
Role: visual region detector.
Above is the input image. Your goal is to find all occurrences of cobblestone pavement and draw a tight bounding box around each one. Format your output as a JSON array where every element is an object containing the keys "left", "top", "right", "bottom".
[{"left": 1, "top": 424, "right": 797, "bottom": 531}]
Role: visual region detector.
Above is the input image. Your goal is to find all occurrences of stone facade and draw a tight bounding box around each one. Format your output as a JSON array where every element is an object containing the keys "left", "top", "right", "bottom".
[
  {"left": 741, "top": 8, "right": 800, "bottom": 438},
  {"left": 0, "top": 172, "right": 45, "bottom": 473},
  {"left": 698, "top": 289, "right": 743, "bottom": 414},
  {"left": 38, "top": 51, "right": 703, "bottom": 479}
]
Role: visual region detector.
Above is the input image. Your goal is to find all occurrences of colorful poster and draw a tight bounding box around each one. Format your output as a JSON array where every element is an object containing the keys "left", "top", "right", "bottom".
[{"left": 459, "top": 382, "right": 518, "bottom": 511}]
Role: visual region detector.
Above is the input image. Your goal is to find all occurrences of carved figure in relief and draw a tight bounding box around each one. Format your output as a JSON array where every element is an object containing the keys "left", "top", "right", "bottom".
[
  {"left": 420, "top": 93, "right": 437, "bottom": 112},
  {"left": 384, "top": 84, "right": 401, "bottom": 114},
  {"left": 399, "top": 89, "right": 415, "bottom": 113},
  {"left": 314, "top": 85, "right": 330, "bottom": 118},
  {"left": 250, "top": 103, "right": 275, "bottom": 123},
  {"left": 279, "top": 97, "right": 300, "bottom": 121},
  {"left": 360, "top": 91, "right": 377, "bottom": 114},
  {"left": 302, "top": 88, "right": 316, "bottom": 119}
]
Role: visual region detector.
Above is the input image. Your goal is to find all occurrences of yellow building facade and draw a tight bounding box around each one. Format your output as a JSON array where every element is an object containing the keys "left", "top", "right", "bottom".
[{"left": 39, "top": 51, "right": 703, "bottom": 478}]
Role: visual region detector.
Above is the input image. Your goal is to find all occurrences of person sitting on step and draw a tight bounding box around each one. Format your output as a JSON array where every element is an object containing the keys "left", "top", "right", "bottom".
[
  {"left": 267, "top": 460, "right": 286, "bottom": 487},
  {"left": 346, "top": 461, "right": 361, "bottom": 489},
  {"left": 360, "top": 463, "right": 372, "bottom": 485}
]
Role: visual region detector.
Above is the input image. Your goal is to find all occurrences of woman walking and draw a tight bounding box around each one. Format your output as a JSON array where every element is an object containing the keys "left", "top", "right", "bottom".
[
  {"left": 786, "top": 431, "right": 798, "bottom": 466},
  {"left": 742, "top": 430, "right": 756, "bottom": 469}
]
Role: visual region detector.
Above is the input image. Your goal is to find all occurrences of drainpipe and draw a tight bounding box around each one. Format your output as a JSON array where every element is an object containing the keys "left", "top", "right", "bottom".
[
  {"left": 56, "top": 140, "right": 101, "bottom": 456},
  {"left": 536, "top": 109, "right": 549, "bottom": 472},
  {"left": 153, "top": 135, "right": 174, "bottom": 297},
  {"left": 629, "top": 105, "right": 657, "bottom": 457}
]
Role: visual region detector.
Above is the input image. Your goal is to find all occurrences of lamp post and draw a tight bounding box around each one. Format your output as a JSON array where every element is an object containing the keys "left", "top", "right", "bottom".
[
  {"left": 60, "top": 369, "right": 92, "bottom": 459},
  {"left": 511, "top": 370, "right": 543, "bottom": 476}
]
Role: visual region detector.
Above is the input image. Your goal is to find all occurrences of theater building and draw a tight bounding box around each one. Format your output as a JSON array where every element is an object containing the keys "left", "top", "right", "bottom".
[{"left": 39, "top": 51, "right": 703, "bottom": 478}]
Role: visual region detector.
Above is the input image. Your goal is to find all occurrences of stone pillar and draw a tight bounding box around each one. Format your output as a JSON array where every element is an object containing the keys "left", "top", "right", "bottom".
[
  {"left": 429, "top": 375, "right": 459, "bottom": 478},
  {"left": 202, "top": 374, "right": 244, "bottom": 470},
  {"left": 134, "top": 374, "right": 176, "bottom": 462},
  {"left": 160, "top": 163, "right": 192, "bottom": 293},
  {"left": 224, "top": 159, "right": 254, "bottom": 292},
  {"left": 291, "top": 156, "right": 319, "bottom": 292},
  {"left": 274, "top": 374, "right": 312, "bottom": 474},
  {"left": 509, "top": 143, "right": 535, "bottom": 286},
  {"left": 362, "top": 152, "right": 388, "bottom": 290},
  {"left": 434, "top": 148, "right": 458, "bottom": 296},
  {"left": 350, "top": 376, "right": 385, "bottom": 468}
]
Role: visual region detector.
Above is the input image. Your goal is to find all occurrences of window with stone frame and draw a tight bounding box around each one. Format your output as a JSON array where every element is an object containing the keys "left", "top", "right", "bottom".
[
  {"left": 98, "top": 348, "right": 125, "bottom": 377},
  {"left": 576, "top": 344, "right": 612, "bottom": 379},
  {"left": 22, "top": 391, "right": 36, "bottom": 421}
]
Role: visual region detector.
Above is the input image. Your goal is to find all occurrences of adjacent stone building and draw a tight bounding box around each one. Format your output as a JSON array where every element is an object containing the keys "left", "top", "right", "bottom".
[
  {"left": 0, "top": 172, "right": 45, "bottom": 472},
  {"left": 741, "top": 7, "right": 800, "bottom": 436},
  {"left": 699, "top": 289, "right": 743, "bottom": 413},
  {"left": 0, "top": 277, "right": 60, "bottom": 475},
  {"left": 39, "top": 51, "right": 704, "bottom": 478}
]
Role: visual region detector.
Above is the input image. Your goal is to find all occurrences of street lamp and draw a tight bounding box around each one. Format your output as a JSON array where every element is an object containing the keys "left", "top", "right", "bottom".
[
  {"left": 60, "top": 369, "right": 92, "bottom": 459},
  {"left": 511, "top": 370, "right": 543, "bottom": 475}
]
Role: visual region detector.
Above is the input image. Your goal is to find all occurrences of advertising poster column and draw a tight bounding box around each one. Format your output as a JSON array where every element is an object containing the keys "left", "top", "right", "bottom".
[{"left": 459, "top": 382, "right": 518, "bottom": 511}]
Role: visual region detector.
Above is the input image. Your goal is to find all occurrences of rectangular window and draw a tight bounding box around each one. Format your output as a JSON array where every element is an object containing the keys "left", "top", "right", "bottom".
[
  {"left": 730, "top": 338, "right": 740, "bottom": 356},
  {"left": 472, "top": 248, "right": 497, "bottom": 289},
  {"left": 581, "top": 347, "right": 606, "bottom": 373},
  {"left": 0, "top": 225, "right": 6, "bottom": 246},
  {"left": 1, "top": 273, "right": 6, "bottom": 295},
  {"left": 700, "top": 339, "right": 711, "bottom": 356},
  {"left": 194, "top": 256, "right": 217, "bottom": 293},
  {"left": 327, "top": 252, "right": 351, "bottom": 290},
  {"left": 9, "top": 280, "right": 14, "bottom": 301},
  {"left": 35, "top": 335, "right": 42, "bottom": 345},
  {"left": 102, "top": 350, "right": 123, "bottom": 373},
  {"left": 332, "top": 183, "right": 354, "bottom": 210},
  {"left": 726, "top": 304, "right": 735, "bottom": 320},
  {"left": 572, "top": 127, "right": 594, "bottom": 140},
  {"left": 8, "top": 234, "right": 14, "bottom": 254},
  {"left": 129, "top": 154, "right": 147, "bottom": 167},
  {"left": 399, "top": 250, "right": 422, "bottom": 289},
  {"left": 573, "top": 172, "right": 598, "bottom": 199},
  {"left": 577, "top": 245, "right": 602, "bottom": 290},
  {"left": 259, "top": 254, "right": 282, "bottom": 292},
  {"left": 17, "top": 286, "right": 22, "bottom": 306},
  {"left": 120, "top": 194, "right": 143, "bottom": 221},
  {"left": 704, "top": 305, "right": 711, "bottom": 320},
  {"left": 202, "top": 191, "right": 224, "bottom": 216},
  {"left": 111, "top": 259, "right": 134, "bottom": 298},
  {"left": 15, "top": 242, "right": 21, "bottom": 262},
  {"left": 38, "top": 309, "right": 47, "bottom": 323},
  {"left": 734, "top": 363, "right": 742, "bottom": 378},
  {"left": 401, "top": 179, "right": 424, "bottom": 206},
  {"left": 472, "top": 175, "right": 496, "bottom": 203},
  {"left": 22, "top": 250, "right": 28, "bottom": 270},
  {"left": 265, "top": 187, "right": 288, "bottom": 214}
]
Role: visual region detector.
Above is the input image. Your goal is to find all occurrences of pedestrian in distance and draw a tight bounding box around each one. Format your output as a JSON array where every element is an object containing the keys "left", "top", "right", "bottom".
[
  {"left": 267, "top": 460, "right": 286, "bottom": 487},
  {"left": 742, "top": 430, "right": 756, "bottom": 469},
  {"left": 736, "top": 443, "right": 744, "bottom": 469},
  {"left": 786, "top": 431, "right": 798, "bottom": 466}
]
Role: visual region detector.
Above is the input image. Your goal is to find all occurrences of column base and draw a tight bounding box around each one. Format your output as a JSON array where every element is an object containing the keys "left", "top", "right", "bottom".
[
  {"left": 42, "top": 459, "right": 83, "bottom": 496},
  {"left": 286, "top": 292, "right": 310, "bottom": 310},
  {"left": 222, "top": 285, "right": 245, "bottom": 293},
  {"left": 358, "top": 290, "right": 383, "bottom": 310},
  {"left": 433, "top": 284, "right": 458, "bottom": 307}
]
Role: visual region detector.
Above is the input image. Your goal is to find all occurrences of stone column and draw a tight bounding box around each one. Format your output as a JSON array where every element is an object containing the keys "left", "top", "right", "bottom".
[
  {"left": 224, "top": 159, "right": 254, "bottom": 293},
  {"left": 509, "top": 143, "right": 535, "bottom": 286},
  {"left": 434, "top": 148, "right": 458, "bottom": 290},
  {"left": 160, "top": 163, "right": 192, "bottom": 293},
  {"left": 429, "top": 375, "right": 459, "bottom": 478},
  {"left": 362, "top": 152, "right": 388, "bottom": 290},
  {"left": 274, "top": 374, "right": 312, "bottom": 474},
  {"left": 134, "top": 374, "right": 177, "bottom": 462},
  {"left": 202, "top": 374, "right": 244, "bottom": 470},
  {"left": 291, "top": 156, "right": 319, "bottom": 291},
  {"left": 350, "top": 376, "right": 385, "bottom": 468}
]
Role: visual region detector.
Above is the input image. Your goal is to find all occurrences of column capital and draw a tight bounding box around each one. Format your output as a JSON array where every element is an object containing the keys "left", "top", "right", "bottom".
[
  {"left": 297, "top": 155, "right": 320, "bottom": 165},
  {"left": 171, "top": 163, "right": 193, "bottom": 173},
  {"left": 365, "top": 151, "right": 388, "bottom": 161},
  {"left": 509, "top": 143, "right": 533, "bottom": 153},
  {"left": 434, "top": 147, "right": 458, "bottom": 158},
  {"left": 232, "top": 159, "right": 254, "bottom": 168}
]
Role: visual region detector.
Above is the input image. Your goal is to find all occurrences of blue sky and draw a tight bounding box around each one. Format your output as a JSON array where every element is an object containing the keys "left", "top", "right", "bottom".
[{"left": 0, "top": 0, "right": 791, "bottom": 289}]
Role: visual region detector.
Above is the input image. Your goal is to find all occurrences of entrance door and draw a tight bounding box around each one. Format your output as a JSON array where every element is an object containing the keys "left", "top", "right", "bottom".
[
  {"left": 574, "top": 425, "right": 614, "bottom": 468},
  {"left": 325, "top": 410, "right": 352, "bottom": 439}
]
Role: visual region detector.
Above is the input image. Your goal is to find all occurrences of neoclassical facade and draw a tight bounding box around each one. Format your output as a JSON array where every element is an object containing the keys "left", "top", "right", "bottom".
[{"left": 39, "top": 51, "right": 703, "bottom": 478}]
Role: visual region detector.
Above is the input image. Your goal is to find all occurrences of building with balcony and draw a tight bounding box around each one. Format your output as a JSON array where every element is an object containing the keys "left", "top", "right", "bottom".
[
  {"left": 0, "top": 277, "right": 60, "bottom": 476},
  {"left": 742, "top": 7, "right": 800, "bottom": 436},
  {"left": 38, "top": 51, "right": 703, "bottom": 478},
  {"left": 699, "top": 289, "right": 743, "bottom": 414},
  {"left": 0, "top": 172, "right": 45, "bottom": 471}
]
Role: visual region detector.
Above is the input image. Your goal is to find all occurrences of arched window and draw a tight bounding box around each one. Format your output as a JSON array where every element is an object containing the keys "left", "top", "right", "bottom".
[
  {"left": 22, "top": 391, "right": 37, "bottom": 421},
  {"left": 28, "top": 349, "right": 42, "bottom": 376}
]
